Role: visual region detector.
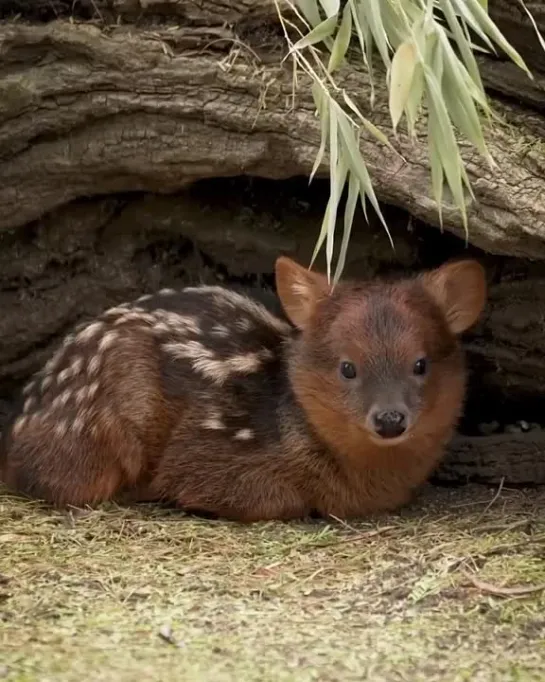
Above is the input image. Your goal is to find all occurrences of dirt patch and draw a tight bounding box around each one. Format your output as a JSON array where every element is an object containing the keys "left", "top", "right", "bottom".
[{"left": 1, "top": 483, "right": 544, "bottom": 681}]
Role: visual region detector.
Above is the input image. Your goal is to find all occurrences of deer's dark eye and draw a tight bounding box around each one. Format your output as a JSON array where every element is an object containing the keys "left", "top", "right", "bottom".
[
  {"left": 413, "top": 358, "right": 428, "bottom": 376},
  {"left": 340, "top": 361, "right": 357, "bottom": 379}
]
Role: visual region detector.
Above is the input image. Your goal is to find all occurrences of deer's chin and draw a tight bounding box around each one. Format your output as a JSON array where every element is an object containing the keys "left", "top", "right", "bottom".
[{"left": 364, "top": 427, "right": 413, "bottom": 448}]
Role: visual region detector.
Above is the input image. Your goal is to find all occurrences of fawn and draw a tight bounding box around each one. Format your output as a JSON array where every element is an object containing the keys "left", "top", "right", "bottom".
[{"left": 0, "top": 256, "right": 486, "bottom": 521}]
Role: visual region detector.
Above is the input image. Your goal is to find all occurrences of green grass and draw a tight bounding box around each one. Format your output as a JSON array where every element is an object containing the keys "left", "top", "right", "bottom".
[{"left": 1, "top": 483, "right": 544, "bottom": 681}]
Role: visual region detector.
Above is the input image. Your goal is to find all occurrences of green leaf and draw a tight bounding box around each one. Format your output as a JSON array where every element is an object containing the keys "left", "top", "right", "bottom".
[
  {"left": 333, "top": 171, "right": 359, "bottom": 287},
  {"left": 318, "top": 0, "right": 339, "bottom": 19},
  {"left": 440, "top": 0, "right": 486, "bottom": 93},
  {"left": 447, "top": 0, "right": 496, "bottom": 54},
  {"left": 342, "top": 91, "right": 394, "bottom": 150},
  {"left": 349, "top": 0, "right": 368, "bottom": 66},
  {"left": 460, "top": 0, "right": 532, "bottom": 76},
  {"left": 335, "top": 108, "right": 393, "bottom": 247},
  {"left": 430, "top": 29, "right": 445, "bottom": 85},
  {"left": 389, "top": 40, "right": 418, "bottom": 131},
  {"left": 324, "top": 110, "right": 347, "bottom": 280},
  {"left": 310, "top": 83, "right": 330, "bottom": 182},
  {"left": 428, "top": 129, "right": 445, "bottom": 229},
  {"left": 296, "top": 0, "right": 323, "bottom": 28},
  {"left": 292, "top": 15, "right": 338, "bottom": 50},
  {"left": 424, "top": 65, "right": 470, "bottom": 234},
  {"left": 438, "top": 32, "right": 490, "bottom": 159},
  {"left": 351, "top": 0, "right": 377, "bottom": 105},
  {"left": 359, "top": 0, "right": 392, "bottom": 68},
  {"left": 328, "top": 1, "right": 353, "bottom": 72}
]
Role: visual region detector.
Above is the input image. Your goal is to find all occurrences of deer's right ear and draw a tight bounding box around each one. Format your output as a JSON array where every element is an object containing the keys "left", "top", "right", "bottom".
[
  {"left": 275, "top": 257, "right": 330, "bottom": 330},
  {"left": 420, "top": 259, "right": 487, "bottom": 335}
]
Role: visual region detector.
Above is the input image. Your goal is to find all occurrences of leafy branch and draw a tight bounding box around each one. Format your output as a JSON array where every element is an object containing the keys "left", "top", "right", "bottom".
[{"left": 274, "top": 0, "right": 541, "bottom": 284}]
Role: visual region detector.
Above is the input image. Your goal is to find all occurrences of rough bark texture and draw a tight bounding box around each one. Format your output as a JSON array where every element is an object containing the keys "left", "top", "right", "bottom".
[
  {"left": 440, "top": 432, "right": 545, "bottom": 486},
  {"left": 0, "top": 12, "right": 545, "bottom": 256},
  {"left": 0, "top": 0, "right": 545, "bottom": 485}
]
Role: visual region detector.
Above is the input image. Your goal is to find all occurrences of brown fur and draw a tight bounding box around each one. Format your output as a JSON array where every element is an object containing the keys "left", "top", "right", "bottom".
[{"left": 0, "top": 257, "right": 487, "bottom": 521}]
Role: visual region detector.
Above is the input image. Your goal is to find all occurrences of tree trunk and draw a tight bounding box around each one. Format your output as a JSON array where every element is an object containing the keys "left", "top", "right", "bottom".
[{"left": 0, "top": 0, "right": 545, "bottom": 485}]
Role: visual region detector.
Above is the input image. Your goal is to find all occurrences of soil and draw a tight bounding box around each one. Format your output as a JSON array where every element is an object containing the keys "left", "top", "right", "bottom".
[{"left": 1, "top": 482, "right": 544, "bottom": 681}]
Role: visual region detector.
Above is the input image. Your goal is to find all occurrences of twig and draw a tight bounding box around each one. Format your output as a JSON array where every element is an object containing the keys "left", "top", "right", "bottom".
[
  {"left": 462, "top": 571, "right": 545, "bottom": 598},
  {"left": 476, "top": 477, "right": 505, "bottom": 521},
  {"left": 327, "top": 515, "right": 396, "bottom": 544}
]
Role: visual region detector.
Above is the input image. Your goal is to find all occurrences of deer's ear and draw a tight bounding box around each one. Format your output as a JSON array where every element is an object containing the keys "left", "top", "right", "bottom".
[
  {"left": 275, "top": 257, "right": 331, "bottom": 330},
  {"left": 421, "top": 260, "right": 487, "bottom": 335}
]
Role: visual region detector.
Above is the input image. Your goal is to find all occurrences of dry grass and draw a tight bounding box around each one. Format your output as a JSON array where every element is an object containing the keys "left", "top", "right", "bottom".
[{"left": 1, "top": 483, "right": 544, "bottom": 682}]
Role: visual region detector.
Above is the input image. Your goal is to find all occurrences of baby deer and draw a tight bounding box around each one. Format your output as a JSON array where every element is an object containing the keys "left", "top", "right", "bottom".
[{"left": 0, "top": 256, "right": 486, "bottom": 521}]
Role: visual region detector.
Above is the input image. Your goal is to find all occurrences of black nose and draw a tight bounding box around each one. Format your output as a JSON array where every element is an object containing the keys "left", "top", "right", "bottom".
[{"left": 372, "top": 410, "right": 407, "bottom": 439}]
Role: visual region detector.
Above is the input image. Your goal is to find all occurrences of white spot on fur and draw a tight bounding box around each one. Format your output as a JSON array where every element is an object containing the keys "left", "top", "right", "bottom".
[
  {"left": 22, "top": 381, "right": 35, "bottom": 396},
  {"left": 159, "top": 288, "right": 176, "bottom": 296},
  {"left": 136, "top": 294, "right": 152, "bottom": 303},
  {"left": 153, "top": 322, "right": 171, "bottom": 334},
  {"left": 88, "top": 381, "right": 100, "bottom": 400},
  {"left": 23, "top": 396, "right": 35, "bottom": 413},
  {"left": 41, "top": 375, "right": 53, "bottom": 392},
  {"left": 54, "top": 419, "right": 68, "bottom": 438},
  {"left": 78, "top": 321, "right": 105, "bottom": 342},
  {"left": 184, "top": 285, "right": 291, "bottom": 335},
  {"left": 211, "top": 324, "right": 229, "bottom": 338},
  {"left": 234, "top": 428, "right": 253, "bottom": 441},
  {"left": 154, "top": 311, "right": 201, "bottom": 336},
  {"left": 52, "top": 389, "right": 72, "bottom": 410},
  {"left": 57, "top": 368, "right": 72, "bottom": 385},
  {"left": 98, "top": 330, "right": 119, "bottom": 352},
  {"left": 113, "top": 311, "right": 155, "bottom": 326},
  {"left": 170, "top": 314, "right": 201, "bottom": 336},
  {"left": 202, "top": 416, "right": 225, "bottom": 430},
  {"left": 201, "top": 407, "right": 225, "bottom": 430},
  {"left": 75, "top": 386, "right": 89, "bottom": 406},
  {"left": 226, "top": 353, "right": 262, "bottom": 374},
  {"left": 72, "top": 415, "right": 86, "bottom": 434},
  {"left": 87, "top": 355, "right": 101, "bottom": 377},
  {"left": 57, "top": 355, "right": 85, "bottom": 385},
  {"left": 235, "top": 318, "right": 253, "bottom": 332},
  {"left": 11, "top": 415, "right": 28, "bottom": 437},
  {"left": 164, "top": 342, "right": 270, "bottom": 384},
  {"left": 45, "top": 351, "right": 62, "bottom": 374},
  {"left": 102, "top": 305, "right": 131, "bottom": 319}
]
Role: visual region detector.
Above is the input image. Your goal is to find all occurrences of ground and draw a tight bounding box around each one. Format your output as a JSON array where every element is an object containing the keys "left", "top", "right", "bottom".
[{"left": 1, "top": 483, "right": 544, "bottom": 682}]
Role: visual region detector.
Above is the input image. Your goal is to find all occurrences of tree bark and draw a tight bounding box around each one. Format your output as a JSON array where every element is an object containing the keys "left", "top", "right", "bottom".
[
  {"left": 1, "top": 0, "right": 545, "bottom": 485},
  {"left": 1, "top": 11, "right": 545, "bottom": 256}
]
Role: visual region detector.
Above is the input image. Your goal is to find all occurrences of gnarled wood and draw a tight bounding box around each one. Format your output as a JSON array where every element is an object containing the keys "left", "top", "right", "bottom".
[
  {"left": 439, "top": 433, "right": 545, "bottom": 486},
  {"left": 0, "top": 16, "right": 545, "bottom": 258}
]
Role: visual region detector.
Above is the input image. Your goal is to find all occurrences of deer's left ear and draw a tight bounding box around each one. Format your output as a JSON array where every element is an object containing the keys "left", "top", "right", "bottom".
[{"left": 420, "top": 260, "right": 487, "bottom": 335}]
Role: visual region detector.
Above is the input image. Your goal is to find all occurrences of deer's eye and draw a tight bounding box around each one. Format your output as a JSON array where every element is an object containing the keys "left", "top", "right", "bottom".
[
  {"left": 340, "top": 361, "right": 357, "bottom": 379},
  {"left": 413, "top": 358, "right": 428, "bottom": 376}
]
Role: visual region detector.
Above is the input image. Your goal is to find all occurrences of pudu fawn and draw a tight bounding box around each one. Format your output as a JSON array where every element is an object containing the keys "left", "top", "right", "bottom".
[{"left": 0, "top": 256, "right": 487, "bottom": 521}]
